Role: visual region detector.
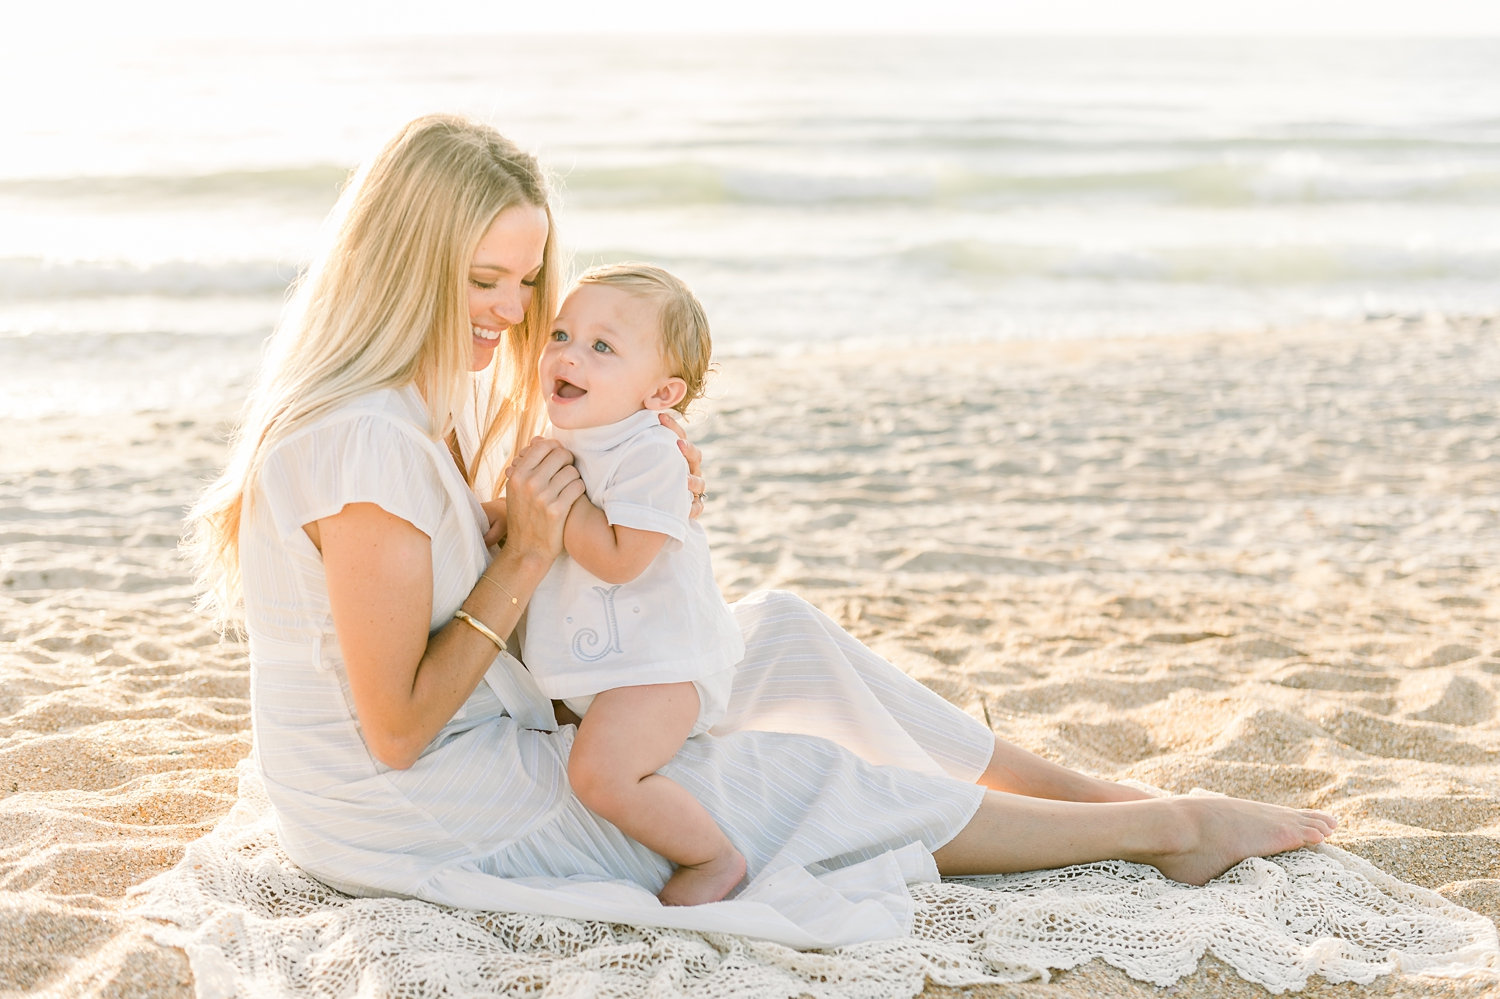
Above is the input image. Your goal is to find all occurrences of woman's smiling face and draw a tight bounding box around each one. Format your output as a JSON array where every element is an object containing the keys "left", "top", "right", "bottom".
[{"left": 467, "top": 203, "right": 549, "bottom": 372}]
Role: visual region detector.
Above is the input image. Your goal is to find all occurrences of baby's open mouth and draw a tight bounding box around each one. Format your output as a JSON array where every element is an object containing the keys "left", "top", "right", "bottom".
[{"left": 553, "top": 379, "right": 586, "bottom": 399}]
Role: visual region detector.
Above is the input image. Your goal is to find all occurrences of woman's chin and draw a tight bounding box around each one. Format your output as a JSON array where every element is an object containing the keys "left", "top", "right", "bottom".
[{"left": 470, "top": 339, "right": 500, "bottom": 371}]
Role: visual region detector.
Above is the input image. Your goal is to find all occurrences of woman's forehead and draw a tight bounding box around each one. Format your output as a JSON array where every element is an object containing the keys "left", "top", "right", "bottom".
[{"left": 472, "top": 203, "right": 549, "bottom": 271}]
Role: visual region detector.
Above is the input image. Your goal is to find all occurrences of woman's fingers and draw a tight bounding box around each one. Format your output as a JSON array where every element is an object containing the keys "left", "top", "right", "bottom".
[
  {"left": 659, "top": 414, "right": 702, "bottom": 475},
  {"left": 503, "top": 438, "right": 580, "bottom": 557},
  {"left": 506, "top": 436, "right": 566, "bottom": 478},
  {"left": 657, "top": 411, "right": 686, "bottom": 440},
  {"left": 657, "top": 413, "right": 707, "bottom": 520},
  {"left": 508, "top": 439, "right": 574, "bottom": 490},
  {"left": 555, "top": 468, "right": 587, "bottom": 511}
]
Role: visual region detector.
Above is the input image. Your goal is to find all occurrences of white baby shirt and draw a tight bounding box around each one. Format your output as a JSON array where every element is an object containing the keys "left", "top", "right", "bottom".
[{"left": 521, "top": 409, "right": 745, "bottom": 701}]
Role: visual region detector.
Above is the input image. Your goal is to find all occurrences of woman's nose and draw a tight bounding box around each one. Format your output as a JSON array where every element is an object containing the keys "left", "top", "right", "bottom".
[{"left": 491, "top": 290, "right": 525, "bottom": 326}]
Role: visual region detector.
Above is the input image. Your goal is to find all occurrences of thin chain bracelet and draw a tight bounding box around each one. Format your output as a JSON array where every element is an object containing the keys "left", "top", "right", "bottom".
[{"left": 475, "top": 573, "right": 520, "bottom": 606}]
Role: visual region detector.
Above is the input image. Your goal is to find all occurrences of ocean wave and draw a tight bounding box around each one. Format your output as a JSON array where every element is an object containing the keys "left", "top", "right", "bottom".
[
  {"left": 0, "top": 165, "right": 351, "bottom": 207},
  {"left": 7, "top": 144, "right": 1496, "bottom": 215},
  {"left": 896, "top": 240, "right": 1500, "bottom": 285},
  {"left": 5, "top": 233, "right": 1494, "bottom": 307},
  {"left": 559, "top": 157, "right": 1500, "bottom": 209},
  {"left": 0, "top": 257, "right": 300, "bottom": 301}
]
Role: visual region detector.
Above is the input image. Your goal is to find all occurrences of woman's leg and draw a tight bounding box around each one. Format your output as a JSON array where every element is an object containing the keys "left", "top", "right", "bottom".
[
  {"left": 977, "top": 736, "right": 1154, "bottom": 802},
  {"left": 933, "top": 790, "right": 1337, "bottom": 886},
  {"left": 721, "top": 591, "right": 1006, "bottom": 779}
]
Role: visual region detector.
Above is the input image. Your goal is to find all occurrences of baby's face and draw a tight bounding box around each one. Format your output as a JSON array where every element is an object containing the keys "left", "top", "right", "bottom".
[{"left": 540, "top": 284, "right": 679, "bottom": 430}]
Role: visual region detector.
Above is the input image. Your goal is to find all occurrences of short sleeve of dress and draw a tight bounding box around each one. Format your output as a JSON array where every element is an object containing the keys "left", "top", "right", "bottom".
[
  {"left": 597, "top": 427, "right": 691, "bottom": 544},
  {"left": 258, "top": 413, "right": 448, "bottom": 544}
]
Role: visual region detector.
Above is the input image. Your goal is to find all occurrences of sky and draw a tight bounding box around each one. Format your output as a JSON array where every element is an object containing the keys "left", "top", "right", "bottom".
[{"left": 10, "top": 0, "right": 1500, "bottom": 40}]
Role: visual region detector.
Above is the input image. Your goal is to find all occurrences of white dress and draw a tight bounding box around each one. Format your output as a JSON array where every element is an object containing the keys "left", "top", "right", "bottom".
[{"left": 239, "top": 385, "right": 993, "bottom": 947}]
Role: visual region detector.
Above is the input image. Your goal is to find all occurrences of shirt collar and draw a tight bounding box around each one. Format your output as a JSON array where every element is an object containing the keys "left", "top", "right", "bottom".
[{"left": 550, "top": 409, "right": 665, "bottom": 452}]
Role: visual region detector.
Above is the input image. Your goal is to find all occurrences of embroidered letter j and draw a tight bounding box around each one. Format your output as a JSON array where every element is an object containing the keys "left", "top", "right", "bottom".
[{"left": 570, "top": 585, "right": 624, "bottom": 662}]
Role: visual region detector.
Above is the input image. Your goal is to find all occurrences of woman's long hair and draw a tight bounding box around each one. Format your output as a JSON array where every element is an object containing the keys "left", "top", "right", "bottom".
[{"left": 187, "top": 114, "right": 556, "bottom": 624}]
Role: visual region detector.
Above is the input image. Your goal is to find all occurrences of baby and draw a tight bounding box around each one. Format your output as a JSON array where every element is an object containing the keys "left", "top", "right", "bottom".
[{"left": 521, "top": 262, "right": 746, "bottom": 906}]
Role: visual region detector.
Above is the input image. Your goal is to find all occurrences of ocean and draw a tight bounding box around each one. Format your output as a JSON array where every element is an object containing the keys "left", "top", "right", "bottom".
[{"left": 2, "top": 34, "right": 1497, "bottom": 418}]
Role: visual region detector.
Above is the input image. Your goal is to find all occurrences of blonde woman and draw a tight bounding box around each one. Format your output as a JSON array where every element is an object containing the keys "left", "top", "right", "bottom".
[{"left": 188, "top": 113, "right": 1334, "bottom": 938}]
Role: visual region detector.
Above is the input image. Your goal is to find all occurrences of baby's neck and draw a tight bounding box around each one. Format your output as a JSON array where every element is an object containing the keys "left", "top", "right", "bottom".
[{"left": 558, "top": 407, "right": 657, "bottom": 433}]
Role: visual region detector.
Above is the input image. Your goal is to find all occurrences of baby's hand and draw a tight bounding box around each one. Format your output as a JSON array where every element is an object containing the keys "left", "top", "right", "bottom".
[{"left": 481, "top": 498, "right": 508, "bottom": 548}]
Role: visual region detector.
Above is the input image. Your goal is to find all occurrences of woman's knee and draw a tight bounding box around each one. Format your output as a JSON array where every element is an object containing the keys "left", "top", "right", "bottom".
[{"left": 737, "top": 588, "right": 805, "bottom": 613}]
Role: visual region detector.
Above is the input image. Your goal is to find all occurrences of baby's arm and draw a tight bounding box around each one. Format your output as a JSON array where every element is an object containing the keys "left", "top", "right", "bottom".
[{"left": 562, "top": 496, "right": 668, "bottom": 584}]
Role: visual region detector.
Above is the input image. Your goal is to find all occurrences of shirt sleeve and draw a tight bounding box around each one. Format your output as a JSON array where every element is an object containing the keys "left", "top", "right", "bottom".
[
  {"left": 596, "top": 427, "right": 692, "bottom": 545},
  {"left": 257, "top": 413, "right": 448, "bottom": 544}
]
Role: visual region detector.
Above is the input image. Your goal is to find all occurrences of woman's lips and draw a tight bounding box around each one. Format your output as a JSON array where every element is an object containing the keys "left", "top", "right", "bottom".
[{"left": 472, "top": 324, "right": 502, "bottom": 342}]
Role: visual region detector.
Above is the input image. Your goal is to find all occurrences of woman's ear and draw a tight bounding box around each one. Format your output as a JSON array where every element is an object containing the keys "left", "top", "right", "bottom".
[{"left": 644, "top": 377, "right": 688, "bottom": 412}]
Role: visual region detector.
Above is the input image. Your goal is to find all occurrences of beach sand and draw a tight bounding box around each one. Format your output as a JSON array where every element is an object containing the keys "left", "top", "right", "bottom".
[{"left": 2, "top": 315, "right": 1497, "bottom": 997}]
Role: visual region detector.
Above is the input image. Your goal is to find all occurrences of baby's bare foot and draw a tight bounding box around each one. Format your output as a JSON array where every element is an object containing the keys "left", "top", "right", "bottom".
[
  {"left": 1152, "top": 797, "right": 1337, "bottom": 886},
  {"left": 658, "top": 847, "right": 747, "bottom": 906}
]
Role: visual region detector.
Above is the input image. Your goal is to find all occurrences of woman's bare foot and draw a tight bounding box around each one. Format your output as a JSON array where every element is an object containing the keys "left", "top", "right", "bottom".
[
  {"left": 658, "top": 847, "right": 747, "bottom": 906},
  {"left": 1149, "top": 796, "right": 1337, "bottom": 886}
]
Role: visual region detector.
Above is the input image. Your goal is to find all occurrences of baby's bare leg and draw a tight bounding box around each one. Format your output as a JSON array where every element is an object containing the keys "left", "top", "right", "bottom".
[
  {"left": 934, "top": 790, "right": 1337, "bottom": 885},
  {"left": 568, "top": 682, "right": 746, "bottom": 906}
]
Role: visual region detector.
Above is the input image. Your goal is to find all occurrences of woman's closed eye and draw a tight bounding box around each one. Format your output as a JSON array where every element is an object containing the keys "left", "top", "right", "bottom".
[{"left": 470, "top": 278, "right": 496, "bottom": 291}]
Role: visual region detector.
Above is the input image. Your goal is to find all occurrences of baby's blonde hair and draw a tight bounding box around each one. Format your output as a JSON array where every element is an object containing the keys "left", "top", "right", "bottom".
[{"left": 572, "top": 262, "right": 711, "bottom": 415}]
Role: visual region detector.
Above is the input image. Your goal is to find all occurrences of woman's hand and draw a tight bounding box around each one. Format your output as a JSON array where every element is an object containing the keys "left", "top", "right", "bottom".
[
  {"left": 480, "top": 498, "right": 508, "bottom": 548},
  {"left": 657, "top": 412, "right": 707, "bottom": 520},
  {"left": 503, "top": 437, "right": 586, "bottom": 559}
]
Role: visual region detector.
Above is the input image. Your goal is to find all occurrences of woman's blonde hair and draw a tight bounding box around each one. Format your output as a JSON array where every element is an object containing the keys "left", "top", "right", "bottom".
[
  {"left": 187, "top": 113, "right": 557, "bottom": 623},
  {"left": 572, "top": 262, "right": 712, "bottom": 415}
]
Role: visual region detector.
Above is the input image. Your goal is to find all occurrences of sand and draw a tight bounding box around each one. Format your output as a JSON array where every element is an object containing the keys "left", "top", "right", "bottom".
[{"left": 2, "top": 314, "right": 1497, "bottom": 997}]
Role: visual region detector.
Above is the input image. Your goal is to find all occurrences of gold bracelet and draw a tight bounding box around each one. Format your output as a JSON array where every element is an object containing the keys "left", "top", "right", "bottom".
[
  {"left": 475, "top": 573, "right": 519, "bottom": 606},
  {"left": 452, "top": 609, "right": 504, "bottom": 650}
]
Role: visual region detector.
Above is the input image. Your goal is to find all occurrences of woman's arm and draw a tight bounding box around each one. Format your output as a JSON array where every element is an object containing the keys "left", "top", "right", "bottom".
[{"left": 313, "top": 437, "right": 584, "bottom": 770}]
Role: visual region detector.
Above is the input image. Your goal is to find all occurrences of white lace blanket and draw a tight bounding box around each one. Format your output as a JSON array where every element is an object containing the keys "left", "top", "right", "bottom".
[{"left": 128, "top": 764, "right": 1498, "bottom": 999}]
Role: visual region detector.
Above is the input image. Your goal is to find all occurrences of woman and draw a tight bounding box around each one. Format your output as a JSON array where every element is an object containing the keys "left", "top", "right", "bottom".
[{"left": 187, "top": 114, "right": 1334, "bottom": 946}]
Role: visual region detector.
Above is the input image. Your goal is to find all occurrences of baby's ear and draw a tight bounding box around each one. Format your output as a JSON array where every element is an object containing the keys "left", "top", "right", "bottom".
[{"left": 645, "top": 377, "right": 688, "bottom": 412}]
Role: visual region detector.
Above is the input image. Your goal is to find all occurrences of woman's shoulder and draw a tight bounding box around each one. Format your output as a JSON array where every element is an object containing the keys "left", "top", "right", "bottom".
[
  {"left": 255, "top": 386, "right": 450, "bottom": 539},
  {"left": 317, "top": 385, "right": 426, "bottom": 430},
  {"left": 273, "top": 386, "right": 430, "bottom": 454}
]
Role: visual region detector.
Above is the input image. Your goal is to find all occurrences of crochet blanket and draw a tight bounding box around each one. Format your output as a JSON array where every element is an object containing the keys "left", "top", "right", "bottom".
[{"left": 129, "top": 762, "right": 1498, "bottom": 999}]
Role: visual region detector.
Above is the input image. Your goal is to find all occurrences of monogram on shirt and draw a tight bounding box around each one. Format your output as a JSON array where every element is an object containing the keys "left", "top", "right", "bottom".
[{"left": 570, "top": 584, "right": 624, "bottom": 662}]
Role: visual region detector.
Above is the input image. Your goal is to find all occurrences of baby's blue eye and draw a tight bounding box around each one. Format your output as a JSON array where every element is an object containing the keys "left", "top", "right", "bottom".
[
  {"left": 550, "top": 330, "right": 568, "bottom": 342},
  {"left": 592, "top": 340, "right": 611, "bottom": 354}
]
